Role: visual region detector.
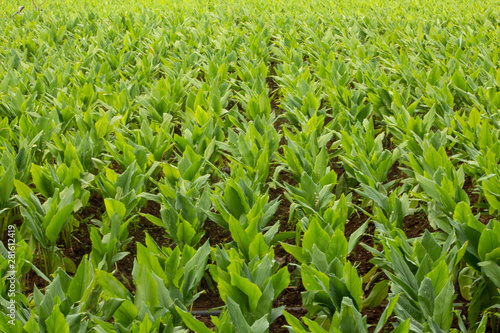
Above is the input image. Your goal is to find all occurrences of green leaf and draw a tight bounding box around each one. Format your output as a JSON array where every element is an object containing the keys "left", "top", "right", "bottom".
[
  {"left": 303, "top": 219, "right": 330, "bottom": 253},
  {"left": 183, "top": 241, "right": 211, "bottom": 296},
  {"left": 230, "top": 272, "right": 262, "bottom": 312},
  {"left": 452, "top": 71, "right": 468, "bottom": 91},
  {"left": 344, "top": 261, "right": 363, "bottom": 309},
  {"left": 391, "top": 319, "right": 410, "bottom": 333},
  {"left": 356, "top": 184, "right": 388, "bottom": 210},
  {"left": 45, "top": 304, "right": 69, "bottom": 333},
  {"left": 31, "top": 164, "right": 55, "bottom": 198},
  {"left": 14, "top": 179, "right": 32, "bottom": 199},
  {"left": 249, "top": 234, "right": 269, "bottom": 261},
  {"left": 104, "top": 199, "right": 126, "bottom": 220},
  {"left": 225, "top": 184, "right": 246, "bottom": 218},
  {"left": 134, "top": 263, "right": 159, "bottom": 308},
  {"left": 102, "top": 299, "right": 125, "bottom": 320},
  {"left": 416, "top": 174, "right": 441, "bottom": 203},
  {"left": 162, "top": 164, "right": 180, "bottom": 184},
  {"left": 45, "top": 202, "right": 75, "bottom": 245},
  {"left": 271, "top": 267, "right": 290, "bottom": 298},
  {"left": 373, "top": 293, "right": 400, "bottom": 333},
  {"left": 95, "top": 116, "right": 109, "bottom": 139},
  {"left": 228, "top": 215, "right": 252, "bottom": 259},
  {"left": 478, "top": 229, "right": 499, "bottom": 261},
  {"left": 458, "top": 267, "right": 473, "bottom": 301},
  {"left": 250, "top": 316, "right": 269, "bottom": 333},
  {"left": 427, "top": 260, "right": 449, "bottom": 295},
  {"left": 281, "top": 242, "right": 306, "bottom": 264},
  {"left": 176, "top": 307, "right": 213, "bottom": 333},
  {"left": 136, "top": 242, "right": 168, "bottom": 281},
  {"left": 283, "top": 311, "right": 307, "bottom": 331},
  {"left": 23, "top": 315, "right": 40, "bottom": 333},
  {"left": 226, "top": 296, "right": 252, "bottom": 333},
  {"left": 433, "top": 279, "right": 454, "bottom": 331},
  {"left": 390, "top": 247, "right": 419, "bottom": 299},
  {"left": 114, "top": 300, "right": 138, "bottom": 327},
  {"left": 0, "top": 167, "right": 14, "bottom": 205},
  {"left": 363, "top": 280, "right": 389, "bottom": 308},
  {"left": 418, "top": 277, "right": 436, "bottom": 319},
  {"left": 478, "top": 261, "right": 500, "bottom": 288},
  {"left": 138, "top": 315, "right": 153, "bottom": 333},
  {"left": 95, "top": 270, "right": 128, "bottom": 299},
  {"left": 177, "top": 218, "right": 196, "bottom": 246},
  {"left": 183, "top": 158, "right": 203, "bottom": 181},
  {"left": 347, "top": 220, "right": 369, "bottom": 254}
]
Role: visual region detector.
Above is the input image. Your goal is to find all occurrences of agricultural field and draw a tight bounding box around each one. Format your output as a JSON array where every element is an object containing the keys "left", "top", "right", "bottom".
[{"left": 1, "top": 0, "right": 500, "bottom": 331}]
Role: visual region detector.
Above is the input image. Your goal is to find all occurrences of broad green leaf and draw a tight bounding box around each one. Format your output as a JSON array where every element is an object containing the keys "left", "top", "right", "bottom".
[
  {"left": 478, "top": 229, "right": 499, "bottom": 261},
  {"left": 303, "top": 219, "right": 330, "bottom": 253},
  {"left": 134, "top": 263, "right": 159, "bottom": 308},
  {"left": 14, "top": 179, "right": 32, "bottom": 199},
  {"left": 177, "top": 219, "right": 196, "bottom": 246},
  {"left": 281, "top": 243, "right": 306, "bottom": 263},
  {"left": 391, "top": 319, "right": 410, "bottom": 333},
  {"left": 176, "top": 307, "right": 213, "bottom": 333},
  {"left": 95, "top": 270, "right": 128, "bottom": 299},
  {"left": 226, "top": 296, "right": 252, "bottom": 333},
  {"left": 249, "top": 234, "right": 269, "bottom": 261},
  {"left": 433, "top": 279, "right": 454, "bottom": 331},
  {"left": 45, "top": 304, "right": 69, "bottom": 333},
  {"left": 478, "top": 261, "right": 500, "bottom": 288},
  {"left": 0, "top": 167, "right": 14, "bottom": 205},
  {"left": 230, "top": 272, "right": 262, "bottom": 312},
  {"left": 271, "top": 267, "right": 290, "bottom": 298},
  {"left": 45, "top": 202, "right": 75, "bottom": 245},
  {"left": 362, "top": 280, "right": 389, "bottom": 308},
  {"left": 427, "top": 261, "right": 449, "bottom": 295},
  {"left": 104, "top": 199, "right": 126, "bottom": 220}
]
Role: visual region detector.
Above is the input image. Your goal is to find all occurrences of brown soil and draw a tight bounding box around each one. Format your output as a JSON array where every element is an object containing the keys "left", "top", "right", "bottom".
[
  {"left": 268, "top": 187, "right": 292, "bottom": 226},
  {"left": 344, "top": 212, "right": 394, "bottom": 333},
  {"left": 116, "top": 200, "right": 172, "bottom": 292},
  {"left": 464, "top": 176, "right": 495, "bottom": 225},
  {"left": 79, "top": 191, "right": 105, "bottom": 222},
  {"left": 362, "top": 267, "right": 392, "bottom": 333},
  {"left": 267, "top": 163, "right": 297, "bottom": 232},
  {"left": 364, "top": 302, "right": 393, "bottom": 333},
  {"left": 271, "top": 279, "right": 307, "bottom": 333},
  {"left": 192, "top": 290, "right": 225, "bottom": 310},
  {"left": 200, "top": 220, "right": 232, "bottom": 245},
  {"left": 274, "top": 118, "right": 288, "bottom": 151},
  {"left": 24, "top": 253, "right": 47, "bottom": 295},
  {"left": 403, "top": 211, "right": 430, "bottom": 239},
  {"left": 387, "top": 162, "right": 406, "bottom": 186},
  {"left": 109, "top": 160, "right": 122, "bottom": 173},
  {"left": 273, "top": 285, "right": 304, "bottom": 308},
  {"left": 1, "top": 213, "right": 23, "bottom": 245},
  {"left": 61, "top": 221, "right": 92, "bottom": 269},
  {"left": 346, "top": 217, "right": 375, "bottom": 277},
  {"left": 478, "top": 214, "right": 494, "bottom": 225},
  {"left": 330, "top": 157, "right": 346, "bottom": 180},
  {"left": 451, "top": 282, "right": 469, "bottom": 330},
  {"left": 463, "top": 176, "right": 479, "bottom": 205},
  {"left": 267, "top": 55, "right": 280, "bottom": 107},
  {"left": 267, "top": 74, "right": 281, "bottom": 115}
]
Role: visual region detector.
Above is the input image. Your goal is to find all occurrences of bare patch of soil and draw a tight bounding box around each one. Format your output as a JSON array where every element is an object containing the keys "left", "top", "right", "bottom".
[{"left": 403, "top": 211, "right": 430, "bottom": 239}]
